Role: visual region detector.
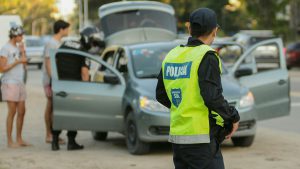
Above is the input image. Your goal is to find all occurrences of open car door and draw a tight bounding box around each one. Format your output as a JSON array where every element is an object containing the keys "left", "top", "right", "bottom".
[
  {"left": 50, "top": 49, "right": 126, "bottom": 131},
  {"left": 231, "top": 38, "right": 290, "bottom": 120}
]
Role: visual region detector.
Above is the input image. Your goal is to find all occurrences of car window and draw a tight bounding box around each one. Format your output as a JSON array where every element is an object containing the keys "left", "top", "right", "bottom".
[
  {"left": 287, "top": 42, "right": 300, "bottom": 51},
  {"left": 26, "top": 38, "right": 43, "bottom": 47},
  {"left": 213, "top": 44, "right": 243, "bottom": 67},
  {"left": 115, "top": 49, "right": 128, "bottom": 74},
  {"left": 234, "top": 34, "right": 249, "bottom": 47},
  {"left": 250, "top": 43, "right": 280, "bottom": 72},
  {"left": 55, "top": 52, "right": 116, "bottom": 84}
]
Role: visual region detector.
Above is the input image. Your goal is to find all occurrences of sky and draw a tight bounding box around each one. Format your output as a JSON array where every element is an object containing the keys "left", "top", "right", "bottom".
[{"left": 56, "top": 0, "right": 77, "bottom": 18}]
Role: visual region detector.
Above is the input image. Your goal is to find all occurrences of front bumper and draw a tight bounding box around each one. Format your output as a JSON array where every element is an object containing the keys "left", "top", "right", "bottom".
[{"left": 136, "top": 106, "right": 256, "bottom": 142}]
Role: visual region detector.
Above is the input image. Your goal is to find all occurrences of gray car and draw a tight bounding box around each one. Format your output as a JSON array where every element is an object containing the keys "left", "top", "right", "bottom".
[{"left": 50, "top": 36, "right": 290, "bottom": 154}]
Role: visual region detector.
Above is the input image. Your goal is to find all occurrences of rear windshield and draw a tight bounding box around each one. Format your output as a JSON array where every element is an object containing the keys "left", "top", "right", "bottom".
[{"left": 101, "top": 10, "right": 176, "bottom": 37}]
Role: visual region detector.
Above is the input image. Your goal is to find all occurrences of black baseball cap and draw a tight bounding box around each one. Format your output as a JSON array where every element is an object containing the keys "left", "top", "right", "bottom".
[{"left": 189, "top": 8, "right": 219, "bottom": 36}]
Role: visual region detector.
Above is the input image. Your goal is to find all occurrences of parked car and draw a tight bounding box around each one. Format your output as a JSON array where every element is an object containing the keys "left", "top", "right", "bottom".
[
  {"left": 232, "top": 30, "right": 275, "bottom": 48},
  {"left": 286, "top": 41, "right": 300, "bottom": 69},
  {"left": 25, "top": 36, "right": 44, "bottom": 69},
  {"left": 50, "top": 37, "right": 290, "bottom": 154}
]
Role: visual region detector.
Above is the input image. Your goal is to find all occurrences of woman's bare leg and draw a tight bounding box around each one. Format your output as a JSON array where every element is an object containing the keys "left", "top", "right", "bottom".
[{"left": 6, "top": 101, "right": 18, "bottom": 148}]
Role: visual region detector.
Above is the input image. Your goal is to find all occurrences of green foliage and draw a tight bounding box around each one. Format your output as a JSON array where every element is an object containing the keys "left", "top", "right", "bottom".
[{"left": 0, "top": 0, "right": 58, "bottom": 35}]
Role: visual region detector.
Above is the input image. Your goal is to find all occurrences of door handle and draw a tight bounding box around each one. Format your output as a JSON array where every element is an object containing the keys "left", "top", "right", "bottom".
[
  {"left": 56, "top": 91, "right": 68, "bottom": 97},
  {"left": 278, "top": 79, "right": 286, "bottom": 85}
]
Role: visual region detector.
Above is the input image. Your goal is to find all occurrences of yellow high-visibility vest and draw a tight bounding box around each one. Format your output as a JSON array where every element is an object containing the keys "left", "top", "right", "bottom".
[{"left": 162, "top": 44, "right": 223, "bottom": 144}]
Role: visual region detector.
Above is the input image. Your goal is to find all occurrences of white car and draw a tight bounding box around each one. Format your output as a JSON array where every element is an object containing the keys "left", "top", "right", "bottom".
[{"left": 25, "top": 36, "right": 44, "bottom": 69}]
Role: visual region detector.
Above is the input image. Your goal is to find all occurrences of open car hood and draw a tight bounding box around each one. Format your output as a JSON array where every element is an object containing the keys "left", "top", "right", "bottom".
[{"left": 99, "top": 1, "right": 177, "bottom": 45}]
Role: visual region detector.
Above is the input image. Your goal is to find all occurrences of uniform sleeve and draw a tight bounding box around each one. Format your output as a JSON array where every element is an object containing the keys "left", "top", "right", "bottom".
[
  {"left": 156, "top": 69, "right": 171, "bottom": 108},
  {"left": 198, "top": 52, "right": 240, "bottom": 123}
]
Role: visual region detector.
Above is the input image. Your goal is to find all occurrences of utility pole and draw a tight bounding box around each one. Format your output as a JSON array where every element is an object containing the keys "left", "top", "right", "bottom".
[
  {"left": 84, "top": 0, "right": 88, "bottom": 27},
  {"left": 78, "top": 0, "right": 83, "bottom": 30}
]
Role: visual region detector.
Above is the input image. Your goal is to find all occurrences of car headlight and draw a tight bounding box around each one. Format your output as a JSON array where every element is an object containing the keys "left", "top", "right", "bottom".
[
  {"left": 238, "top": 92, "right": 254, "bottom": 109},
  {"left": 139, "top": 96, "right": 169, "bottom": 112}
]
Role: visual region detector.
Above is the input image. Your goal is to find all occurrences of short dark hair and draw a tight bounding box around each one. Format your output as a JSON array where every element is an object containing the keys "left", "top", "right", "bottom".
[
  {"left": 53, "top": 20, "right": 70, "bottom": 34},
  {"left": 190, "top": 23, "right": 215, "bottom": 38}
]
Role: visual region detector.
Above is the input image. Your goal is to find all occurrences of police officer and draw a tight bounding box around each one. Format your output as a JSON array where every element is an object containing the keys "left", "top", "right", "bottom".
[
  {"left": 52, "top": 26, "right": 105, "bottom": 151},
  {"left": 156, "top": 8, "right": 240, "bottom": 169}
]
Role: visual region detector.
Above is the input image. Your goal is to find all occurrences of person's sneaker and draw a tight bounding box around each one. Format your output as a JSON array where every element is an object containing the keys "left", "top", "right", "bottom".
[
  {"left": 52, "top": 141, "right": 60, "bottom": 151},
  {"left": 67, "top": 142, "right": 84, "bottom": 151}
]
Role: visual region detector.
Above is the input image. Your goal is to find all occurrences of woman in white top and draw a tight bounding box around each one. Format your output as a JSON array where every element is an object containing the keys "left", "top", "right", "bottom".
[{"left": 0, "top": 25, "right": 29, "bottom": 148}]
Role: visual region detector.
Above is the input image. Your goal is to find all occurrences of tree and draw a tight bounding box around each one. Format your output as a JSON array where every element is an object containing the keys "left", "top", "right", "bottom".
[
  {"left": 290, "top": 0, "right": 300, "bottom": 40},
  {"left": 0, "top": 0, "right": 58, "bottom": 35}
]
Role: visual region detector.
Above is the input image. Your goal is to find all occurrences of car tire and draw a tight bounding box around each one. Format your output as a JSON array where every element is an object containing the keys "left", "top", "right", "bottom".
[
  {"left": 287, "top": 65, "right": 292, "bottom": 70},
  {"left": 92, "top": 132, "right": 108, "bottom": 141},
  {"left": 125, "top": 112, "right": 150, "bottom": 155},
  {"left": 232, "top": 135, "right": 255, "bottom": 147}
]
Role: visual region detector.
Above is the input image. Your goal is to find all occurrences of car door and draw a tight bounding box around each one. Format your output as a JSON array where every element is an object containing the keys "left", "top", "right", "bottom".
[
  {"left": 231, "top": 38, "right": 290, "bottom": 120},
  {"left": 50, "top": 48, "right": 126, "bottom": 131}
]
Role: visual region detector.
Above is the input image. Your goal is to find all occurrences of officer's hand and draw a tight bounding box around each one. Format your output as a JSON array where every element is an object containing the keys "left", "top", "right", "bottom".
[{"left": 225, "top": 122, "right": 239, "bottom": 139}]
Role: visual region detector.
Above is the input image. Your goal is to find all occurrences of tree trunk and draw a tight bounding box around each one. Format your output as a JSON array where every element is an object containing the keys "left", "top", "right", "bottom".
[{"left": 290, "top": 0, "right": 300, "bottom": 40}]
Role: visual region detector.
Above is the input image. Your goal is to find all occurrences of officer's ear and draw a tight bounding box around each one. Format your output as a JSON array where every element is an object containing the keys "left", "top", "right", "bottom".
[
  {"left": 212, "top": 27, "right": 218, "bottom": 38},
  {"left": 185, "top": 22, "right": 191, "bottom": 35}
]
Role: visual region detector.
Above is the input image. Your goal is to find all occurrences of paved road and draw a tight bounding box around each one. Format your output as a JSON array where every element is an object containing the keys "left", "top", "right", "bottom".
[
  {"left": 259, "top": 69, "right": 300, "bottom": 134},
  {"left": 0, "top": 67, "right": 300, "bottom": 169}
]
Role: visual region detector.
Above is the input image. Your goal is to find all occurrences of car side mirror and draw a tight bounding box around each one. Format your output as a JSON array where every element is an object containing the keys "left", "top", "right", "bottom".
[
  {"left": 235, "top": 68, "right": 253, "bottom": 78},
  {"left": 104, "top": 73, "right": 120, "bottom": 85}
]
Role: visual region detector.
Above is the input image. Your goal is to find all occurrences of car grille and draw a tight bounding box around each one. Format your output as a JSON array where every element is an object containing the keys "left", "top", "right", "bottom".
[{"left": 237, "top": 120, "right": 256, "bottom": 131}]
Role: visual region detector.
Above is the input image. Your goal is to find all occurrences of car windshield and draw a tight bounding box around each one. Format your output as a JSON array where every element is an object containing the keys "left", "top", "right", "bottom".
[
  {"left": 101, "top": 10, "right": 176, "bottom": 37},
  {"left": 131, "top": 45, "right": 174, "bottom": 78},
  {"left": 26, "top": 38, "right": 43, "bottom": 47},
  {"left": 131, "top": 44, "right": 228, "bottom": 79}
]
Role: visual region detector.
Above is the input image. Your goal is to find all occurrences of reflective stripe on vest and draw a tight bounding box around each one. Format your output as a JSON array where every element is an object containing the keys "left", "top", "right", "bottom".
[{"left": 162, "top": 44, "right": 223, "bottom": 144}]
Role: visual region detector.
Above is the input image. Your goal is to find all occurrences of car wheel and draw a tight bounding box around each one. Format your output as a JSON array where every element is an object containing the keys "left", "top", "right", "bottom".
[
  {"left": 38, "top": 63, "right": 43, "bottom": 70},
  {"left": 125, "top": 112, "right": 150, "bottom": 155},
  {"left": 92, "top": 132, "right": 108, "bottom": 141},
  {"left": 232, "top": 135, "right": 255, "bottom": 147}
]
